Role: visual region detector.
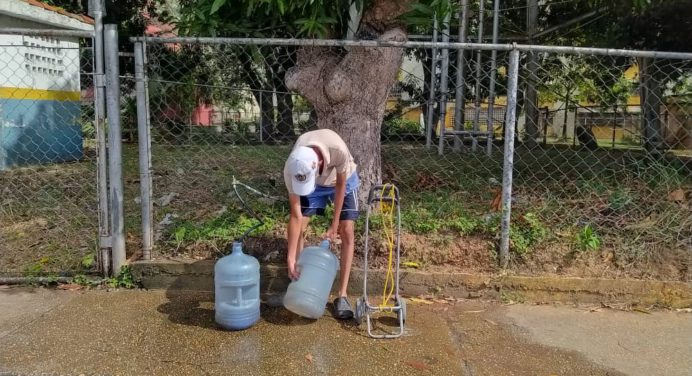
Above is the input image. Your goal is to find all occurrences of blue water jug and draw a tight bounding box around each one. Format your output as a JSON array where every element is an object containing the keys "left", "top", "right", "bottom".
[
  {"left": 214, "top": 241, "right": 260, "bottom": 330},
  {"left": 283, "top": 240, "right": 339, "bottom": 319}
]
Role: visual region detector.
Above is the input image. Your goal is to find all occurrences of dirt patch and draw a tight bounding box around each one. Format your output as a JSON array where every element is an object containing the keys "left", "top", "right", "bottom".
[
  {"left": 509, "top": 240, "right": 690, "bottom": 281},
  {"left": 398, "top": 233, "right": 497, "bottom": 271},
  {"left": 3, "top": 218, "right": 48, "bottom": 233}
]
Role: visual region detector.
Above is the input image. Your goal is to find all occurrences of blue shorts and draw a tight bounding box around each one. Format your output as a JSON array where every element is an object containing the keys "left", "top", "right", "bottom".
[{"left": 300, "top": 173, "right": 360, "bottom": 221}]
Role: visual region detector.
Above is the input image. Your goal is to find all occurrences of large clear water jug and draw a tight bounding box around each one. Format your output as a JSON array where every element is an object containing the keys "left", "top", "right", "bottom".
[
  {"left": 283, "top": 240, "right": 339, "bottom": 319},
  {"left": 214, "top": 241, "right": 260, "bottom": 330}
]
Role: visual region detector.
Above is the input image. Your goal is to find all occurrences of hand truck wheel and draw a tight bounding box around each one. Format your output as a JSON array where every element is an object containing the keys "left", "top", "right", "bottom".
[
  {"left": 397, "top": 297, "right": 407, "bottom": 324},
  {"left": 355, "top": 297, "right": 366, "bottom": 325}
]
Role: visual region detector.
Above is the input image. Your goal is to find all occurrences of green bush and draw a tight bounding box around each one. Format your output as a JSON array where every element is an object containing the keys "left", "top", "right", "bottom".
[
  {"left": 479, "top": 212, "right": 547, "bottom": 255},
  {"left": 382, "top": 118, "right": 421, "bottom": 136},
  {"left": 81, "top": 119, "right": 95, "bottom": 139}
]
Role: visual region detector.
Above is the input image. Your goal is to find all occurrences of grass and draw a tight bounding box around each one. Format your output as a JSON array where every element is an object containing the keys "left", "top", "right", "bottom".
[
  {"left": 2, "top": 138, "right": 690, "bottom": 281},
  {"left": 0, "top": 155, "right": 100, "bottom": 276}
]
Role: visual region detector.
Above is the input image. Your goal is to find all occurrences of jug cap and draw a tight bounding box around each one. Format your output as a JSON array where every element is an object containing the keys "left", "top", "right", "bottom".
[{"left": 319, "top": 239, "right": 330, "bottom": 249}]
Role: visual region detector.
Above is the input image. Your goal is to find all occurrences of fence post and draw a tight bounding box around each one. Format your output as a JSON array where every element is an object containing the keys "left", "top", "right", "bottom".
[
  {"left": 500, "top": 48, "right": 520, "bottom": 269},
  {"left": 471, "top": 0, "right": 485, "bottom": 152},
  {"left": 453, "top": 0, "right": 469, "bottom": 153},
  {"left": 134, "top": 41, "right": 154, "bottom": 260},
  {"left": 486, "top": 0, "right": 500, "bottom": 156},
  {"left": 437, "top": 14, "right": 451, "bottom": 156},
  {"left": 425, "top": 16, "right": 438, "bottom": 150},
  {"left": 524, "top": 0, "right": 540, "bottom": 147},
  {"left": 89, "top": 0, "right": 110, "bottom": 275},
  {"left": 104, "top": 24, "right": 126, "bottom": 275}
]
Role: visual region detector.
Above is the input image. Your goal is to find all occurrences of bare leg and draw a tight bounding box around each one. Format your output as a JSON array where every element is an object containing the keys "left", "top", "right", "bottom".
[{"left": 337, "top": 220, "right": 355, "bottom": 297}]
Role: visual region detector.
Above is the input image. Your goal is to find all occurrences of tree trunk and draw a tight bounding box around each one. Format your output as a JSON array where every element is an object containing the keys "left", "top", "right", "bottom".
[
  {"left": 248, "top": 89, "right": 275, "bottom": 143},
  {"left": 285, "top": 0, "right": 409, "bottom": 202},
  {"left": 640, "top": 57, "right": 664, "bottom": 154},
  {"left": 576, "top": 124, "right": 599, "bottom": 151},
  {"left": 562, "top": 97, "right": 570, "bottom": 141},
  {"left": 422, "top": 48, "right": 440, "bottom": 137},
  {"left": 275, "top": 86, "right": 295, "bottom": 141},
  {"left": 524, "top": 53, "right": 540, "bottom": 146},
  {"left": 258, "top": 91, "right": 275, "bottom": 143},
  {"left": 239, "top": 47, "right": 275, "bottom": 142},
  {"left": 272, "top": 47, "right": 296, "bottom": 141}
]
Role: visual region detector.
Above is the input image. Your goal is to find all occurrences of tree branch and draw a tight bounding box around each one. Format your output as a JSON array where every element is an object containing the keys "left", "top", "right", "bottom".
[
  {"left": 285, "top": 46, "right": 340, "bottom": 108},
  {"left": 359, "top": 0, "right": 412, "bottom": 34},
  {"left": 324, "top": 27, "right": 407, "bottom": 106}
]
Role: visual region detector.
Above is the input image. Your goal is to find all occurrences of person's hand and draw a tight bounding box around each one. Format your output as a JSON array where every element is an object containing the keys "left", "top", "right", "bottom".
[
  {"left": 287, "top": 257, "right": 300, "bottom": 281},
  {"left": 323, "top": 224, "right": 339, "bottom": 241}
]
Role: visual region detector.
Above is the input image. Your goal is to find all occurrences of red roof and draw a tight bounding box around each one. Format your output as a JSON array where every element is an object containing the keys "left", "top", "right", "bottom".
[
  {"left": 22, "top": 0, "right": 95, "bottom": 25},
  {"left": 145, "top": 22, "right": 176, "bottom": 38}
]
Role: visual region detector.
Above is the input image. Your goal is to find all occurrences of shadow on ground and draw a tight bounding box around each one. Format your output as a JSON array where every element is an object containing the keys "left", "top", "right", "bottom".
[{"left": 155, "top": 260, "right": 338, "bottom": 330}]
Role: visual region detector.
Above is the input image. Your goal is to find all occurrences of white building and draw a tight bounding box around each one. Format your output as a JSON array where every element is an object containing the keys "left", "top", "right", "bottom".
[{"left": 0, "top": 0, "right": 93, "bottom": 170}]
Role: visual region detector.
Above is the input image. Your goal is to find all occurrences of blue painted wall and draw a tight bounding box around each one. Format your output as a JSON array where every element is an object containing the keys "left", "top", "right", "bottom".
[{"left": 0, "top": 98, "right": 83, "bottom": 170}]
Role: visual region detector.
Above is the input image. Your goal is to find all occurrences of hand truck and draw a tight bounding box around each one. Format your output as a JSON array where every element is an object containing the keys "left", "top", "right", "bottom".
[{"left": 354, "top": 184, "right": 406, "bottom": 339}]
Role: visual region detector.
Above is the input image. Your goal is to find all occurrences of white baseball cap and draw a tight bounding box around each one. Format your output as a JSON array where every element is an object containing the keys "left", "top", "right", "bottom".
[{"left": 285, "top": 146, "right": 319, "bottom": 196}]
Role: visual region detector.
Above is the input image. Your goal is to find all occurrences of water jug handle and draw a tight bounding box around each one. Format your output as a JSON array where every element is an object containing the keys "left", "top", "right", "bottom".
[{"left": 319, "top": 239, "right": 330, "bottom": 249}]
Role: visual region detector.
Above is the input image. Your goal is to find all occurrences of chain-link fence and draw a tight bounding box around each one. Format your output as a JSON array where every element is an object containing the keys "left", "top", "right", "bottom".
[
  {"left": 513, "top": 51, "right": 691, "bottom": 280},
  {"left": 1, "top": 26, "right": 687, "bottom": 284},
  {"left": 128, "top": 40, "right": 511, "bottom": 274},
  {"left": 0, "top": 31, "right": 100, "bottom": 277},
  {"left": 127, "top": 37, "right": 691, "bottom": 282}
]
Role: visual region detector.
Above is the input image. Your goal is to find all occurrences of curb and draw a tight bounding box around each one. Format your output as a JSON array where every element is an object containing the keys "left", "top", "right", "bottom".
[{"left": 131, "top": 259, "right": 692, "bottom": 308}]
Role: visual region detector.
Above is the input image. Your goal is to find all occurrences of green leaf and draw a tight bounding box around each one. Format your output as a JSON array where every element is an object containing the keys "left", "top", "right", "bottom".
[
  {"left": 81, "top": 253, "right": 95, "bottom": 269},
  {"left": 174, "top": 227, "right": 187, "bottom": 245},
  {"left": 276, "top": 0, "right": 286, "bottom": 14},
  {"left": 210, "top": 0, "right": 227, "bottom": 15}
]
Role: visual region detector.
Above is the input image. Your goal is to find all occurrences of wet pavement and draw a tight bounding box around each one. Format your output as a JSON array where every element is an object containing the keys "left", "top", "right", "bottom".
[{"left": 0, "top": 287, "right": 689, "bottom": 375}]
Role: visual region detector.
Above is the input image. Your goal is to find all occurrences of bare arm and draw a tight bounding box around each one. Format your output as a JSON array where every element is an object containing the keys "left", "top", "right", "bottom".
[{"left": 287, "top": 194, "right": 303, "bottom": 279}]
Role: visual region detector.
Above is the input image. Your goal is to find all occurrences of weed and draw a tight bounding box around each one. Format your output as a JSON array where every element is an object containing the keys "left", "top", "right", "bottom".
[
  {"left": 24, "top": 257, "right": 51, "bottom": 276},
  {"left": 576, "top": 225, "right": 602, "bottom": 252},
  {"left": 631, "top": 158, "right": 685, "bottom": 189},
  {"left": 428, "top": 285, "right": 444, "bottom": 295},
  {"left": 480, "top": 213, "right": 502, "bottom": 234},
  {"left": 174, "top": 226, "right": 187, "bottom": 250},
  {"left": 510, "top": 228, "right": 532, "bottom": 254},
  {"left": 73, "top": 274, "right": 93, "bottom": 286},
  {"left": 501, "top": 290, "right": 525, "bottom": 304},
  {"left": 578, "top": 179, "right": 607, "bottom": 195},
  {"left": 105, "top": 266, "right": 137, "bottom": 289},
  {"left": 482, "top": 212, "right": 546, "bottom": 255},
  {"left": 523, "top": 213, "right": 548, "bottom": 241},
  {"left": 169, "top": 208, "right": 279, "bottom": 249},
  {"left": 446, "top": 215, "right": 480, "bottom": 235},
  {"left": 81, "top": 254, "right": 95, "bottom": 269},
  {"left": 40, "top": 275, "right": 59, "bottom": 287},
  {"left": 402, "top": 208, "right": 441, "bottom": 234},
  {"left": 608, "top": 188, "right": 634, "bottom": 211},
  {"left": 309, "top": 205, "right": 334, "bottom": 234}
]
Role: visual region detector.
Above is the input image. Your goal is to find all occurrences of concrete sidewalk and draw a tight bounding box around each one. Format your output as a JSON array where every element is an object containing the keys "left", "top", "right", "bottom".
[{"left": 0, "top": 287, "right": 689, "bottom": 375}]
